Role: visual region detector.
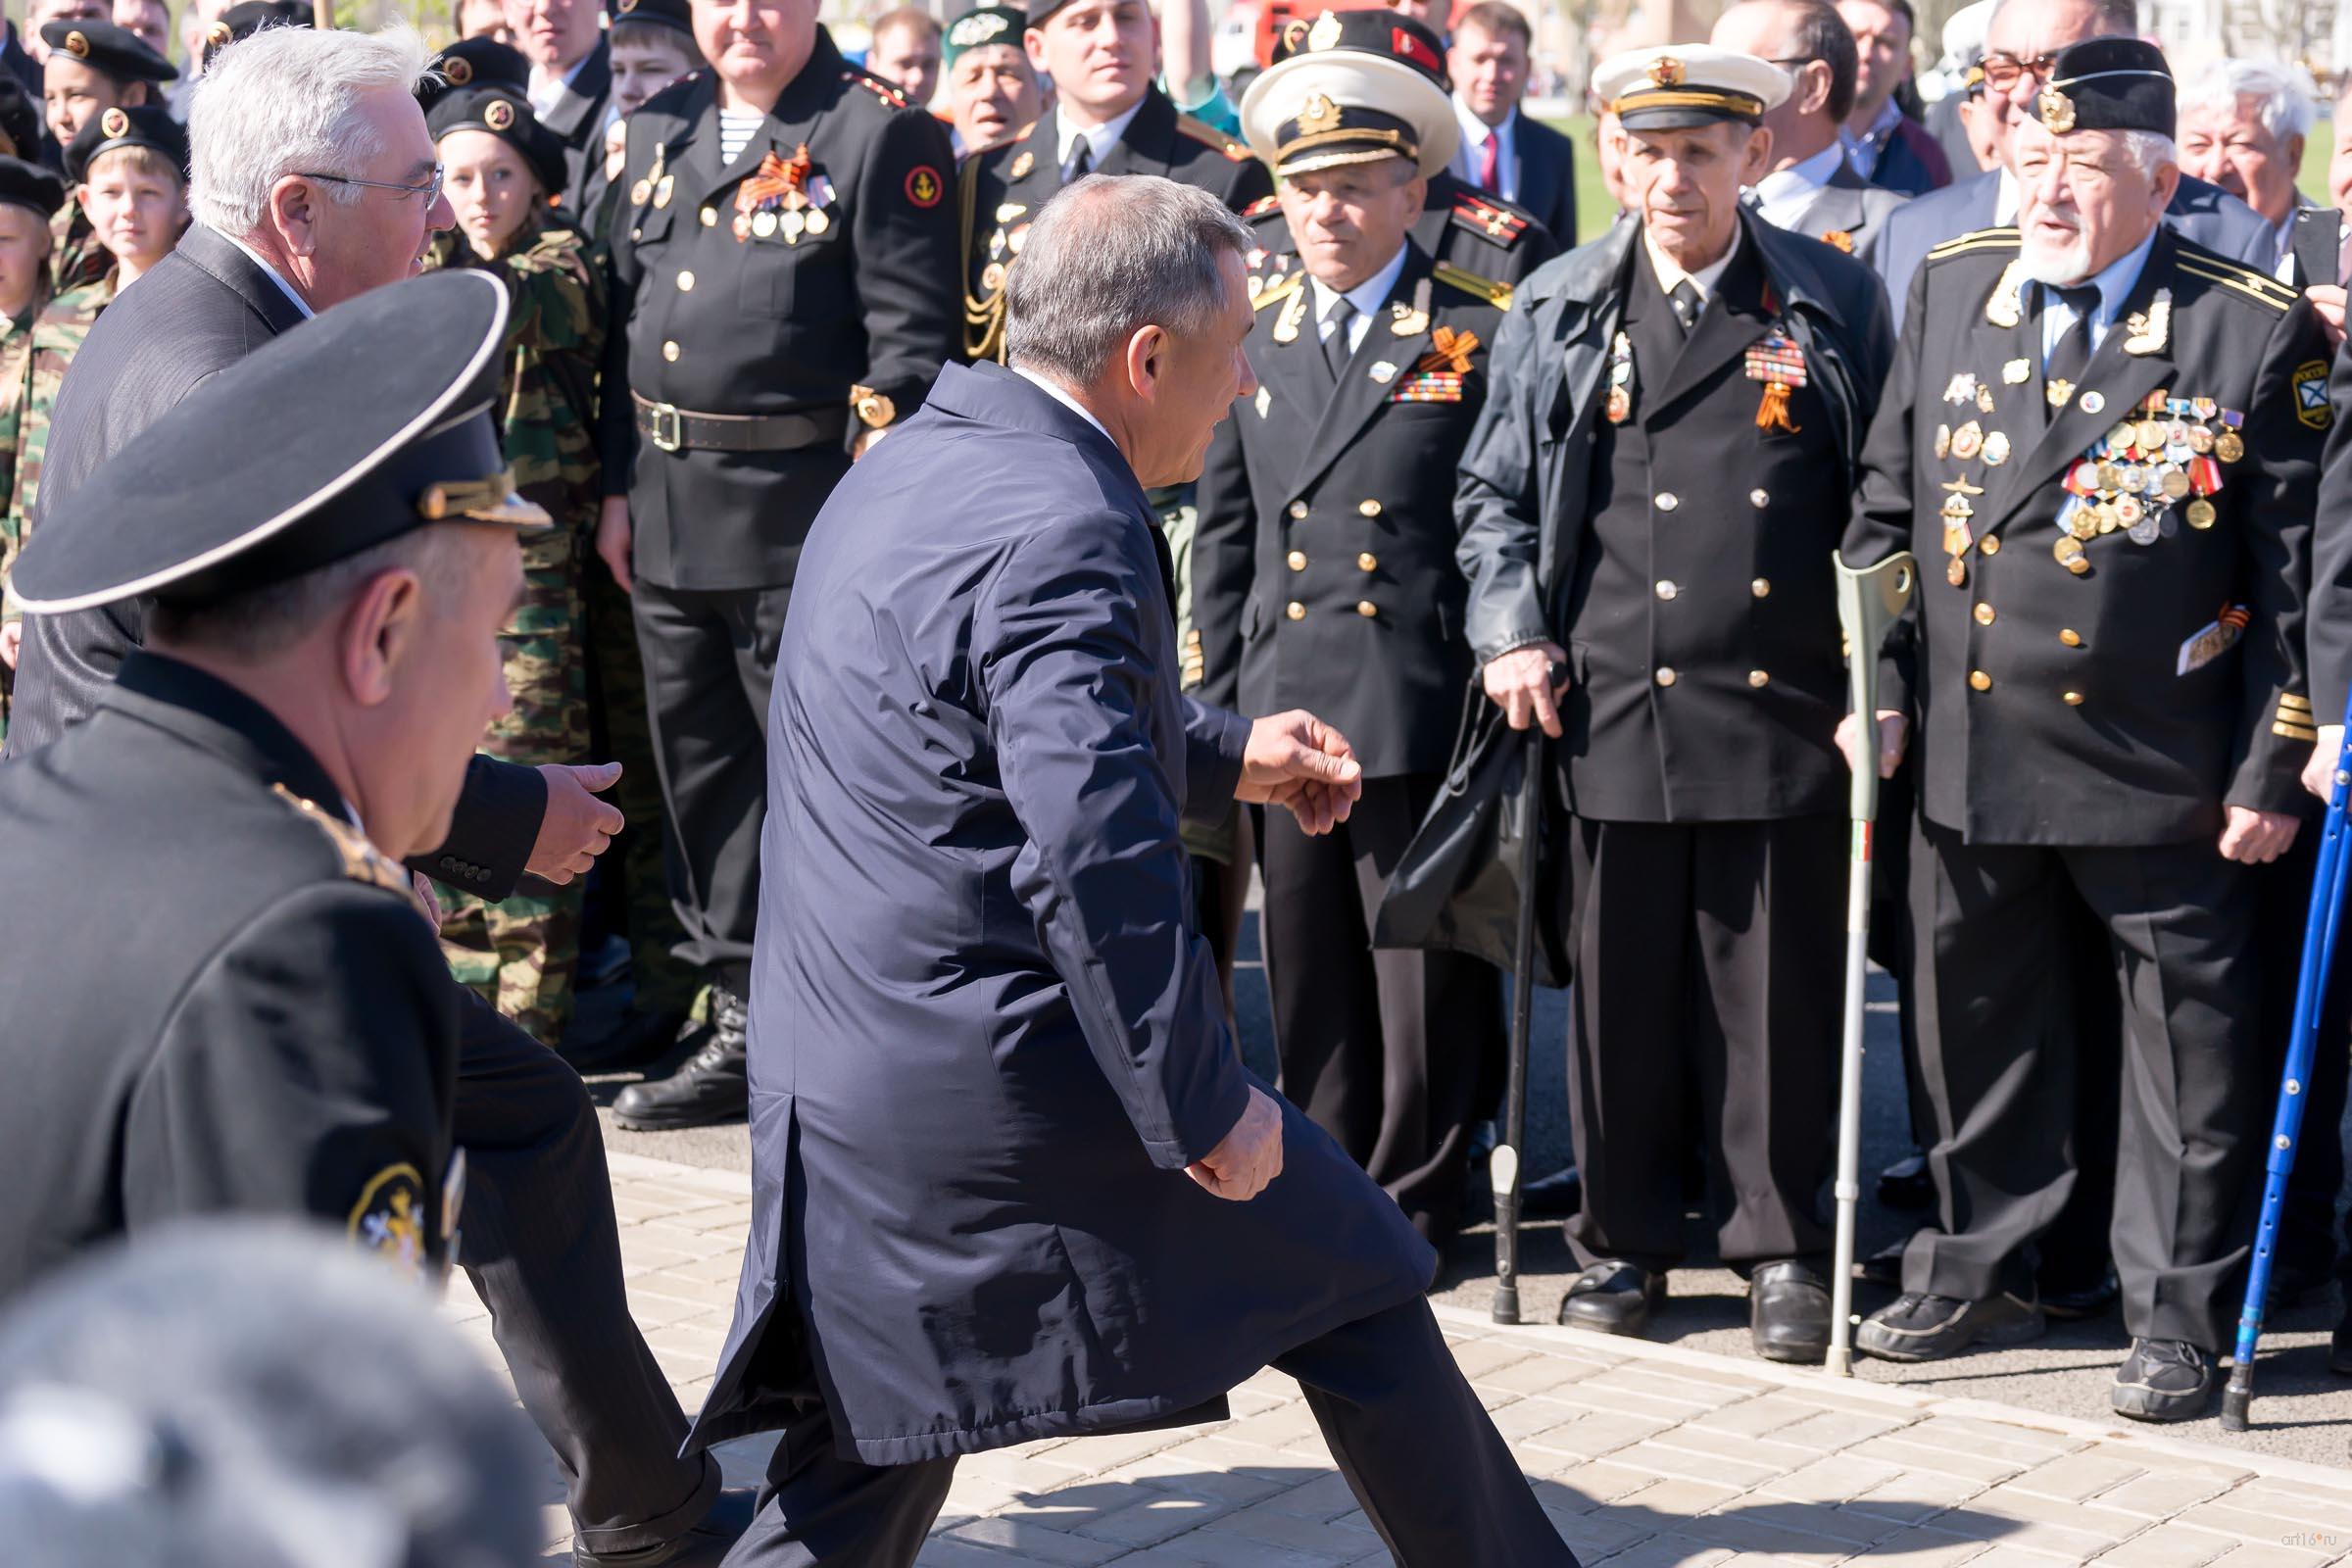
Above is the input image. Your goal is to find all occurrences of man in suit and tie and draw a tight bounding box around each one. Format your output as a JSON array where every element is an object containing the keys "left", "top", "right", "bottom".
[
  {"left": 1838, "top": 0, "right": 1950, "bottom": 195},
  {"left": 1864, "top": 0, "right": 2272, "bottom": 332},
  {"left": 1446, "top": 1, "right": 1574, "bottom": 249},
  {"left": 1714, "top": 0, "right": 1907, "bottom": 256},
  {"left": 7, "top": 25, "right": 754, "bottom": 1562},
  {"left": 505, "top": 0, "right": 608, "bottom": 208}
]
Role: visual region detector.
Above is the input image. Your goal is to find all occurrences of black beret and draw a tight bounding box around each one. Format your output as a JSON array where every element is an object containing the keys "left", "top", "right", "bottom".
[
  {"left": 427, "top": 87, "right": 570, "bottom": 208},
  {"left": 38, "top": 19, "right": 178, "bottom": 86},
  {"left": 2035, "top": 37, "right": 2175, "bottom": 140},
  {"left": 609, "top": 0, "right": 694, "bottom": 38},
  {"left": 11, "top": 270, "right": 549, "bottom": 613},
  {"left": 1266, "top": 6, "right": 1449, "bottom": 91},
  {"left": 417, "top": 37, "right": 531, "bottom": 116},
  {"left": 199, "top": 0, "right": 314, "bottom": 70},
  {"left": 0, "top": 155, "right": 65, "bottom": 220},
  {"left": 64, "top": 103, "right": 188, "bottom": 185},
  {"left": 0, "top": 75, "right": 39, "bottom": 165}
]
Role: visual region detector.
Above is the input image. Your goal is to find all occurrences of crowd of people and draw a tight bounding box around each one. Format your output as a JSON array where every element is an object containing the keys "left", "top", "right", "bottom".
[{"left": 0, "top": 0, "right": 2347, "bottom": 1558}]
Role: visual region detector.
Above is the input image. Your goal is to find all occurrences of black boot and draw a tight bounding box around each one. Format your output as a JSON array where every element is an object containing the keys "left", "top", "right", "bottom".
[{"left": 612, "top": 987, "right": 749, "bottom": 1131}]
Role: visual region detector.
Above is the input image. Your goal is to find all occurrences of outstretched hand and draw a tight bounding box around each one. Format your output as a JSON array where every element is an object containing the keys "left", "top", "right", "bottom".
[{"left": 1237, "top": 710, "right": 1363, "bottom": 835}]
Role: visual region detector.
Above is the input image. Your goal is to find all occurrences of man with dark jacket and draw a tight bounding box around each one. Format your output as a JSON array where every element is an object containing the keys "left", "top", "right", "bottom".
[
  {"left": 5, "top": 26, "right": 752, "bottom": 1563},
  {"left": 1446, "top": 1, "right": 1575, "bottom": 247},
  {"left": 1458, "top": 44, "right": 1892, "bottom": 1364},
  {"left": 1864, "top": 0, "right": 2271, "bottom": 331}
]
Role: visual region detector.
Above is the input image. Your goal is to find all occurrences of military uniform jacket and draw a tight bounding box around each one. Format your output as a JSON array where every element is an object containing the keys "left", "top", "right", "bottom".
[
  {"left": 1193, "top": 237, "right": 1503, "bottom": 778},
  {"left": 959, "top": 87, "right": 1271, "bottom": 360},
  {"left": 601, "top": 34, "right": 959, "bottom": 590},
  {"left": 1456, "top": 212, "right": 1894, "bottom": 821},
  {"left": 540, "top": 37, "right": 613, "bottom": 216},
  {"left": 0, "top": 655, "right": 459, "bottom": 1302},
  {"left": 1229, "top": 172, "right": 1555, "bottom": 315},
  {"left": 1842, "top": 225, "right": 2325, "bottom": 846}
]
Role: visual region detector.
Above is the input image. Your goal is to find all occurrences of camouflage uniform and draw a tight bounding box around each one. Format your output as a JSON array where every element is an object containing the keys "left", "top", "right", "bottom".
[
  {"left": 49, "top": 197, "right": 106, "bottom": 297},
  {"left": 0, "top": 300, "right": 42, "bottom": 736},
  {"left": 428, "top": 223, "right": 604, "bottom": 1046},
  {"left": 0, "top": 272, "right": 99, "bottom": 737}
]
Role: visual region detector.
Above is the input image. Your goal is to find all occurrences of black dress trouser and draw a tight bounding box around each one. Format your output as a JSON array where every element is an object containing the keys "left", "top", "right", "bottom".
[
  {"left": 454, "top": 990, "right": 716, "bottom": 1553},
  {"left": 724, "top": 1296, "right": 1578, "bottom": 1566},
  {"left": 1904, "top": 815, "right": 2264, "bottom": 1351},
  {"left": 1258, "top": 773, "right": 1505, "bottom": 1248},
  {"left": 1563, "top": 815, "right": 1843, "bottom": 1274},
  {"left": 631, "top": 579, "right": 794, "bottom": 993}
]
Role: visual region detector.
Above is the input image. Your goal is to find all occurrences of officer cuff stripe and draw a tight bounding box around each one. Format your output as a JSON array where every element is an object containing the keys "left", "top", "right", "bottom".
[{"left": 2276, "top": 721, "right": 2321, "bottom": 741}]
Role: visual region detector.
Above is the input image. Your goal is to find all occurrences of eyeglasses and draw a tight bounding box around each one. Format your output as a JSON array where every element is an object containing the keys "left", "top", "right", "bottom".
[
  {"left": 1979, "top": 52, "right": 2061, "bottom": 92},
  {"left": 294, "top": 165, "right": 446, "bottom": 207}
]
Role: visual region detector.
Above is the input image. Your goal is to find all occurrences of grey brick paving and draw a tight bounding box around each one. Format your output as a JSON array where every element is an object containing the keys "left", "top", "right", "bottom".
[{"left": 450, "top": 1152, "right": 2352, "bottom": 1565}]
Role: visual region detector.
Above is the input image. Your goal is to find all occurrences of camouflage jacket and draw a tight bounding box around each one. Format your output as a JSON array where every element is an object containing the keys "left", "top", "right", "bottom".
[
  {"left": 49, "top": 196, "right": 107, "bottom": 298},
  {"left": 0, "top": 273, "right": 104, "bottom": 612},
  {"left": 426, "top": 223, "right": 606, "bottom": 541}
]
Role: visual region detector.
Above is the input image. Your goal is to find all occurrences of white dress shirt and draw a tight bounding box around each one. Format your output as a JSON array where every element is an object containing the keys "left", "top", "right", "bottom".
[
  {"left": 220, "top": 227, "right": 314, "bottom": 319},
  {"left": 1750, "top": 142, "right": 1847, "bottom": 231},
  {"left": 1055, "top": 97, "right": 1147, "bottom": 175},
  {"left": 1015, "top": 366, "right": 1116, "bottom": 449},
  {"left": 1451, "top": 95, "right": 1516, "bottom": 202},
  {"left": 1308, "top": 244, "right": 1410, "bottom": 358},
  {"left": 1642, "top": 224, "right": 1740, "bottom": 307},
  {"left": 528, "top": 52, "right": 593, "bottom": 120}
]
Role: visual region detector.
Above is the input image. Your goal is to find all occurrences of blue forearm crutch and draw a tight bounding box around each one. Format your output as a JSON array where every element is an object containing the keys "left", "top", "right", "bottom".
[{"left": 2221, "top": 695, "right": 2352, "bottom": 1432}]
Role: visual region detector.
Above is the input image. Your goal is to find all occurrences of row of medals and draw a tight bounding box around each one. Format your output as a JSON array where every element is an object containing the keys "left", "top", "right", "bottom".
[
  {"left": 741, "top": 193, "right": 829, "bottom": 244},
  {"left": 1936, "top": 384, "right": 2242, "bottom": 588}
]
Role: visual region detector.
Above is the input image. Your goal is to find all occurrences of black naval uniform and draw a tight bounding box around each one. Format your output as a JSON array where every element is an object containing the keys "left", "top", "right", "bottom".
[
  {"left": 1841, "top": 223, "right": 2327, "bottom": 1352},
  {"left": 958, "top": 86, "right": 1271, "bottom": 361},
  {"left": 1194, "top": 237, "right": 1509, "bottom": 1248},
  {"left": 538, "top": 36, "right": 614, "bottom": 214},
  {"left": 0, "top": 655, "right": 458, "bottom": 1294},
  {"left": 602, "top": 37, "right": 957, "bottom": 1004},
  {"left": 1229, "top": 173, "right": 1556, "bottom": 314},
  {"left": 1456, "top": 212, "right": 1893, "bottom": 1277}
]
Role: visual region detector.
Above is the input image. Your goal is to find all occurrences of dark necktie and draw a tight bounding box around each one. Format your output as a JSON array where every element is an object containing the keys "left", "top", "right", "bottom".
[
  {"left": 2042, "top": 283, "right": 2100, "bottom": 418},
  {"left": 1321, "top": 296, "right": 1357, "bottom": 381},
  {"left": 1668, "top": 279, "right": 1703, "bottom": 335},
  {"left": 1062, "top": 137, "right": 1093, "bottom": 183}
]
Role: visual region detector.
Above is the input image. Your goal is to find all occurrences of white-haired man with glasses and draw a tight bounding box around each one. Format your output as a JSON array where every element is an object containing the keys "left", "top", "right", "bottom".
[{"left": 3, "top": 22, "right": 758, "bottom": 1567}]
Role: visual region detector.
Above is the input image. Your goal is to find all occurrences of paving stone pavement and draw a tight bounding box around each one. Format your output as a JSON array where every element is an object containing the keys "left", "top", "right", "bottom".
[{"left": 450, "top": 1152, "right": 2352, "bottom": 1567}]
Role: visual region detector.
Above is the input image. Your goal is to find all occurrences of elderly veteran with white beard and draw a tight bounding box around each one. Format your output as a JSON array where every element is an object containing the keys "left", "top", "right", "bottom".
[{"left": 1838, "top": 36, "right": 2328, "bottom": 1422}]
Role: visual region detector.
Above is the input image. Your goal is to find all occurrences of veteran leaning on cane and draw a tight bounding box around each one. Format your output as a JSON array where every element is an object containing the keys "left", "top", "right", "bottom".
[
  {"left": 1457, "top": 44, "right": 1891, "bottom": 1363},
  {"left": 1839, "top": 39, "right": 2325, "bottom": 1422}
]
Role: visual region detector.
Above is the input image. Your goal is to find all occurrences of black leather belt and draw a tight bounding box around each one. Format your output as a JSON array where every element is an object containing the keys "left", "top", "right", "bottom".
[{"left": 632, "top": 392, "right": 849, "bottom": 454}]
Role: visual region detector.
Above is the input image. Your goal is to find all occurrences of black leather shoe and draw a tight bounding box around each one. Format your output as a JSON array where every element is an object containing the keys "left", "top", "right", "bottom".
[
  {"left": 1855, "top": 1291, "right": 2043, "bottom": 1362},
  {"left": 565, "top": 1006, "right": 693, "bottom": 1075},
  {"left": 2330, "top": 1314, "right": 2352, "bottom": 1376},
  {"left": 1857, "top": 1235, "right": 1910, "bottom": 1290},
  {"left": 1877, "top": 1151, "right": 1935, "bottom": 1211},
  {"left": 2039, "top": 1265, "right": 2120, "bottom": 1321},
  {"left": 1558, "top": 1261, "right": 1663, "bottom": 1336},
  {"left": 1750, "top": 1261, "right": 1832, "bottom": 1364},
  {"left": 612, "top": 988, "right": 749, "bottom": 1131},
  {"left": 1520, "top": 1163, "right": 1583, "bottom": 1217},
  {"left": 575, "top": 1487, "right": 757, "bottom": 1567},
  {"left": 2111, "top": 1338, "right": 2216, "bottom": 1423}
]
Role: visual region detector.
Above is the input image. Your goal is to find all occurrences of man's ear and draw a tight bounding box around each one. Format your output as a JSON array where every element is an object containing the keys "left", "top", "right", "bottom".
[
  {"left": 1741, "top": 122, "right": 1775, "bottom": 185},
  {"left": 338, "top": 566, "right": 426, "bottom": 710},
  {"left": 2149, "top": 157, "right": 2181, "bottom": 217},
  {"left": 269, "top": 173, "right": 318, "bottom": 257},
  {"left": 122, "top": 81, "right": 149, "bottom": 108},
  {"left": 1124, "top": 321, "right": 1167, "bottom": 401},
  {"left": 1402, "top": 172, "right": 1428, "bottom": 225}
]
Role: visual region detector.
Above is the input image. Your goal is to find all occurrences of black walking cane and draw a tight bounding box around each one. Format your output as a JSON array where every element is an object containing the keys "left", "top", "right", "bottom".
[
  {"left": 1492, "top": 726, "right": 1545, "bottom": 1325},
  {"left": 2222, "top": 696, "right": 2352, "bottom": 1431}
]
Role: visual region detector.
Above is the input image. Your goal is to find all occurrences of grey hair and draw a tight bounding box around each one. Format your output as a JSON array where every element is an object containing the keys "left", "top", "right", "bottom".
[
  {"left": 188, "top": 23, "right": 432, "bottom": 237},
  {"left": 1005, "top": 174, "right": 1252, "bottom": 386},
  {"left": 148, "top": 523, "right": 474, "bottom": 661},
  {"left": 2120, "top": 128, "right": 2179, "bottom": 177},
  {"left": 2179, "top": 58, "right": 2317, "bottom": 145}
]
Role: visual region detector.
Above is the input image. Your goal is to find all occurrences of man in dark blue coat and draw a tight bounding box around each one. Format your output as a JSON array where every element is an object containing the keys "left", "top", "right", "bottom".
[
  {"left": 1864, "top": 0, "right": 2270, "bottom": 331},
  {"left": 689, "top": 172, "right": 1577, "bottom": 1565}
]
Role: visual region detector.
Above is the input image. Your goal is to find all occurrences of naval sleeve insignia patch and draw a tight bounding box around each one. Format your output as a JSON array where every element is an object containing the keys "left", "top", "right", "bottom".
[
  {"left": 350, "top": 1162, "right": 428, "bottom": 1278},
  {"left": 2296, "top": 360, "right": 2331, "bottom": 429}
]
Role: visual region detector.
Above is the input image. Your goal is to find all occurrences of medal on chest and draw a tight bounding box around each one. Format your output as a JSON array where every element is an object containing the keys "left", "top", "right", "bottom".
[
  {"left": 2052, "top": 388, "right": 2242, "bottom": 563},
  {"left": 736, "top": 143, "right": 825, "bottom": 244},
  {"left": 1744, "top": 328, "right": 1806, "bottom": 434},
  {"left": 1604, "top": 331, "right": 1635, "bottom": 424}
]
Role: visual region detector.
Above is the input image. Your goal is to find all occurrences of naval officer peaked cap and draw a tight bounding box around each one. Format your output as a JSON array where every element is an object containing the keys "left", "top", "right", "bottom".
[{"left": 11, "top": 269, "right": 550, "bottom": 613}]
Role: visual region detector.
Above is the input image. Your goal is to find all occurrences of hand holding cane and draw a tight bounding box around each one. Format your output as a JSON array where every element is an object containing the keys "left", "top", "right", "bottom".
[
  {"left": 1493, "top": 722, "right": 1545, "bottom": 1325},
  {"left": 1827, "top": 550, "right": 1917, "bottom": 1376}
]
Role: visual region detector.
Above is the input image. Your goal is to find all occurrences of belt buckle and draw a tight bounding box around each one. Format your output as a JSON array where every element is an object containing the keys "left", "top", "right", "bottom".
[{"left": 647, "top": 400, "right": 683, "bottom": 453}]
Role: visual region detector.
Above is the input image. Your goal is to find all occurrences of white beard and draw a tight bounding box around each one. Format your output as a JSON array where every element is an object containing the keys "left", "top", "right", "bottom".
[{"left": 2021, "top": 230, "right": 2096, "bottom": 286}]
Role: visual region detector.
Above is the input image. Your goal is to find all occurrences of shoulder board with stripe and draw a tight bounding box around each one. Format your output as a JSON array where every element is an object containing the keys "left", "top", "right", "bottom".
[
  {"left": 1175, "top": 113, "right": 1254, "bottom": 163},
  {"left": 2176, "top": 255, "right": 2297, "bottom": 312},
  {"left": 1925, "top": 225, "right": 2020, "bottom": 260},
  {"left": 1450, "top": 192, "right": 1530, "bottom": 245},
  {"left": 1243, "top": 193, "right": 1280, "bottom": 220},
  {"left": 845, "top": 70, "right": 909, "bottom": 108},
  {"left": 1433, "top": 261, "right": 1512, "bottom": 309},
  {"left": 270, "top": 785, "right": 416, "bottom": 902},
  {"left": 1254, "top": 273, "right": 1302, "bottom": 312}
]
